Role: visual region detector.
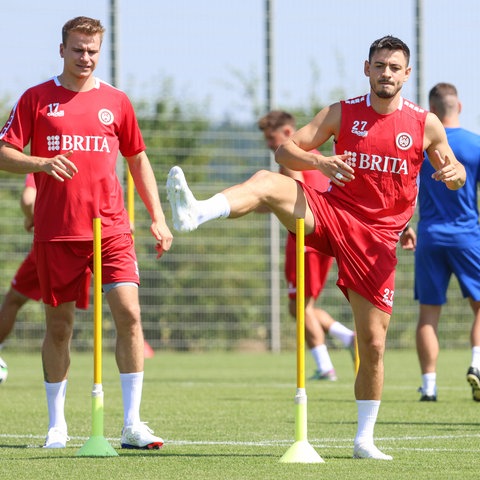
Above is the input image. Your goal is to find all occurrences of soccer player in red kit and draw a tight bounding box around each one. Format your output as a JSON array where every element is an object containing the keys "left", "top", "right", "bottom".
[
  {"left": 0, "top": 17, "right": 172, "bottom": 449},
  {"left": 167, "top": 36, "right": 465, "bottom": 460},
  {"left": 0, "top": 174, "right": 91, "bottom": 359}
]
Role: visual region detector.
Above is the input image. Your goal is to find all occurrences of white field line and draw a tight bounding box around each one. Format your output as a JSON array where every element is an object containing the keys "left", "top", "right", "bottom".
[{"left": 2, "top": 432, "right": 480, "bottom": 450}]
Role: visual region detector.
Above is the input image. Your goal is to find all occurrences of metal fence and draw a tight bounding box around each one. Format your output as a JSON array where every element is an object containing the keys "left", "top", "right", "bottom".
[{"left": 0, "top": 124, "right": 474, "bottom": 353}]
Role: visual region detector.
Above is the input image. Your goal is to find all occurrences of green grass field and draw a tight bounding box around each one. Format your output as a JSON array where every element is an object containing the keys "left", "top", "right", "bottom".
[{"left": 0, "top": 348, "right": 478, "bottom": 480}]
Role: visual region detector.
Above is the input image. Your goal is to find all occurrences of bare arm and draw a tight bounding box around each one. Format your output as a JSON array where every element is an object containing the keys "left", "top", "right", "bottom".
[
  {"left": 275, "top": 103, "right": 355, "bottom": 186},
  {"left": 399, "top": 225, "right": 416, "bottom": 251},
  {"left": 21, "top": 185, "right": 36, "bottom": 232},
  {"left": 279, "top": 165, "right": 304, "bottom": 181},
  {"left": 423, "top": 112, "right": 466, "bottom": 190},
  {"left": 125, "top": 151, "right": 173, "bottom": 255},
  {"left": 0, "top": 141, "right": 77, "bottom": 181}
]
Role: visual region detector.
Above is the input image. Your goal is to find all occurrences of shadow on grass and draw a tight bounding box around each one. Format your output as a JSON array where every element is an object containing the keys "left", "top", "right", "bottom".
[
  {"left": 126, "top": 452, "right": 278, "bottom": 458},
  {"left": 308, "top": 419, "right": 480, "bottom": 427},
  {"left": 86, "top": 453, "right": 274, "bottom": 460},
  {"left": 378, "top": 420, "right": 480, "bottom": 427},
  {"left": 0, "top": 450, "right": 279, "bottom": 460},
  {"left": 0, "top": 444, "right": 32, "bottom": 449},
  {"left": 310, "top": 398, "right": 357, "bottom": 404}
]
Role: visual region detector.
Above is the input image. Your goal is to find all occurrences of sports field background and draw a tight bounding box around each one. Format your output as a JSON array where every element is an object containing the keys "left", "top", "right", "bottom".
[{"left": 0, "top": 136, "right": 472, "bottom": 354}]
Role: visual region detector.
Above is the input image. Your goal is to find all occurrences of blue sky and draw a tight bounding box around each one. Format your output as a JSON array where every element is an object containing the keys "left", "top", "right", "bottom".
[{"left": 3, "top": 1, "right": 480, "bottom": 130}]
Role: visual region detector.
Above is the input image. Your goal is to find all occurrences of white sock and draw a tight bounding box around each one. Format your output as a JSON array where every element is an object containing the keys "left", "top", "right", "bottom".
[
  {"left": 120, "top": 372, "right": 144, "bottom": 427},
  {"left": 422, "top": 372, "right": 436, "bottom": 396},
  {"left": 311, "top": 344, "right": 334, "bottom": 373},
  {"left": 328, "top": 321, "right": 355, "bottom": 347},
  {"left": 197, "top": 193, "right": 231, "bottom": 225},
  {"left": 471, "top": 346, "right": 480, "bottom": 369},
  {"left": 354, "top": 399, "right": 380, "bottom": 446},
  {"left": 45, "top": 380, "right": 68, "bottom": 430}
]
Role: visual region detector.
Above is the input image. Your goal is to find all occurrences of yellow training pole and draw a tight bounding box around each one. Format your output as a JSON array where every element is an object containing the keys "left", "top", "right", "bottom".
[
  {"left": 76, "top": 218, "right": 118, "bottom": 457},
  {"left": 93, "top": 217, "right": 102, "bottom": 387},
  {"left": 296, "top": 218, "right": 305, "bottom": 393},
  {"left": 280, "top": 218, "right": 324, "bottom": 464}
]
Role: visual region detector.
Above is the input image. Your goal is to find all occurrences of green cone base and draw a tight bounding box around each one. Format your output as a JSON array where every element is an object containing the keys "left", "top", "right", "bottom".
[
  {"left": 76, "top": 435, "right": 119, "bottom": 457},
  {"left": 279, "top": 440, "right": 324, "bottom": 463}
]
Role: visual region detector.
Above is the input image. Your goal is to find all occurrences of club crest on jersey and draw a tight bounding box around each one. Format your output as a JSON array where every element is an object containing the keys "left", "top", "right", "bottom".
[
  {"left": 396, "top": 132, "right": 413, "bottom": 151},
  {"left": 98, "top": 108, "right": 114, "bottom": 126}
]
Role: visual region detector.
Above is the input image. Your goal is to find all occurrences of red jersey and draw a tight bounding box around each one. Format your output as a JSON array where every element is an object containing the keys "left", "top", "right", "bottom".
[
  {"left": 293, "top": 151, "right": 331, "bottom": 253},
  {"left": 284, "top": 164, "right": 333, "bottom": 299},
  {"left": 331, "top": 94, "right": 427, "bottom": 241},
  {"left": 0, "top": 77, "right": 145, "bottom": 241},
  {"left": 299, "top": 147, "right": 331, "bottom": 192},
  {"left": 301, "top": 169, "right": 330, "bottom": 193}
]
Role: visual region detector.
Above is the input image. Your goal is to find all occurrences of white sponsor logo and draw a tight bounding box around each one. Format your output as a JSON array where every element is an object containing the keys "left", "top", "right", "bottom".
[
  {"left": 47, "top": 135, "right": 61, "bottom": 151},
  {"left": 343, "top": 150, "right": 409, "bottom": 175},
  {"left": 47, "top": 103, "right": 65, "bottom": 117},
  {"left": 0, "top": 104, "right": 17, "bottom": 139},
  {"left": 46, "top": 135, "right": 110, "bottom": 152},
  {"left": 98, "top": 108, "right": 114, "bottom": 125},
  {"left": 351, "top": 120, "right": 368, "bottom": 137},
  {"left": 396, "top": 132, "right": 413, "bottom": 151},
  {"left": 382, "top": 288, "right": 394, "bottom": 307},
  {"left": 345, "top": 96, "right": 366, "bottom": 105}
]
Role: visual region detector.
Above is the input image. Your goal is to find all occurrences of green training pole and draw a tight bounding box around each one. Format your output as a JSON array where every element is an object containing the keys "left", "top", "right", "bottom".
[
  {"left": 280, "top": 218, "right": 324, "bottom": 464},
  {"left": 76, "top": 218, "right": 118, "bottom": 457}
]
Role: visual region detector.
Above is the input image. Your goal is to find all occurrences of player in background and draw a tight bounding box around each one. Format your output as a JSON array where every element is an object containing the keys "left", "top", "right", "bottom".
[
  {"left": 0, "top": 17, "right": 172, "bottom": 449},
  {"left": 166, "top": 36, "right": 465, "bottom": 460},
  {"left": 0, "top": 174, "right": 37, "bottom": 359},
  {"left": 258, "top": 111, "right": 355, "bottom": 380},
  {"left": 400, "top": 83, "right": 480, "bottom": 402},
  {"left": 0, "top": 174, "right": 91, "bottom": 366}
]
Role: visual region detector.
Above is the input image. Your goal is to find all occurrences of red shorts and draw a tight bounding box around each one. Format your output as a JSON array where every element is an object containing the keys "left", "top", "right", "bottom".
[
  {"left": 284, "top": 232, "right": 333, "bottom": 300},
  {"left": 299, "top": 183, "right": 397, "bottom": 314},
  {"left": 34, "top": 234, "right": 138, "bottom": 307},
  {"left": 12, "top": 247, "right": 91, "bottom": 309}
]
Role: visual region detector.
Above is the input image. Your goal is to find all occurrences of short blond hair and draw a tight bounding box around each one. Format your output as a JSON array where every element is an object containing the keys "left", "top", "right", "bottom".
[{"left": 62, "top": 16, "right": 105, "bottom": 45}]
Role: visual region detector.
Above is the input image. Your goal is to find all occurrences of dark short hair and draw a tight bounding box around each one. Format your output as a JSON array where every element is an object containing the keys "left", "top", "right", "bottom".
[
  {"left": 428, "top": 82, "right": 458, "bottom": 119},
  {"left": 428, "top": 82, "right": 458, "bottom": 102},
  {"left": 62, "top": 16, "right": 105, "bottom": 45},
  {"left": 368, "top": 35, "right": 410, "bottom": 65},
  {"left": 258, "top": 111, "right": 295, "bottom": 131}
]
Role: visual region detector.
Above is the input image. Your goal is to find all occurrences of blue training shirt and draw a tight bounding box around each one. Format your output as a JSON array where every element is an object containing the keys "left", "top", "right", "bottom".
[{"left": 418, "top": 127, "right": 480, "bottom": 247}]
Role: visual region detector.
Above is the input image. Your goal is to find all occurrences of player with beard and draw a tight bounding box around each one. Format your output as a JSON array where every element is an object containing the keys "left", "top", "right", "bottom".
[{"left": 166, "top": 36, "right": 466, "bottom": 459}]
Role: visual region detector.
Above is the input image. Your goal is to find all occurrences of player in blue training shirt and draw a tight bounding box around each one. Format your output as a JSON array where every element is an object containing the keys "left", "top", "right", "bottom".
[{"left": 401, "top": 83, "right": 480, "bottom": 402}]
